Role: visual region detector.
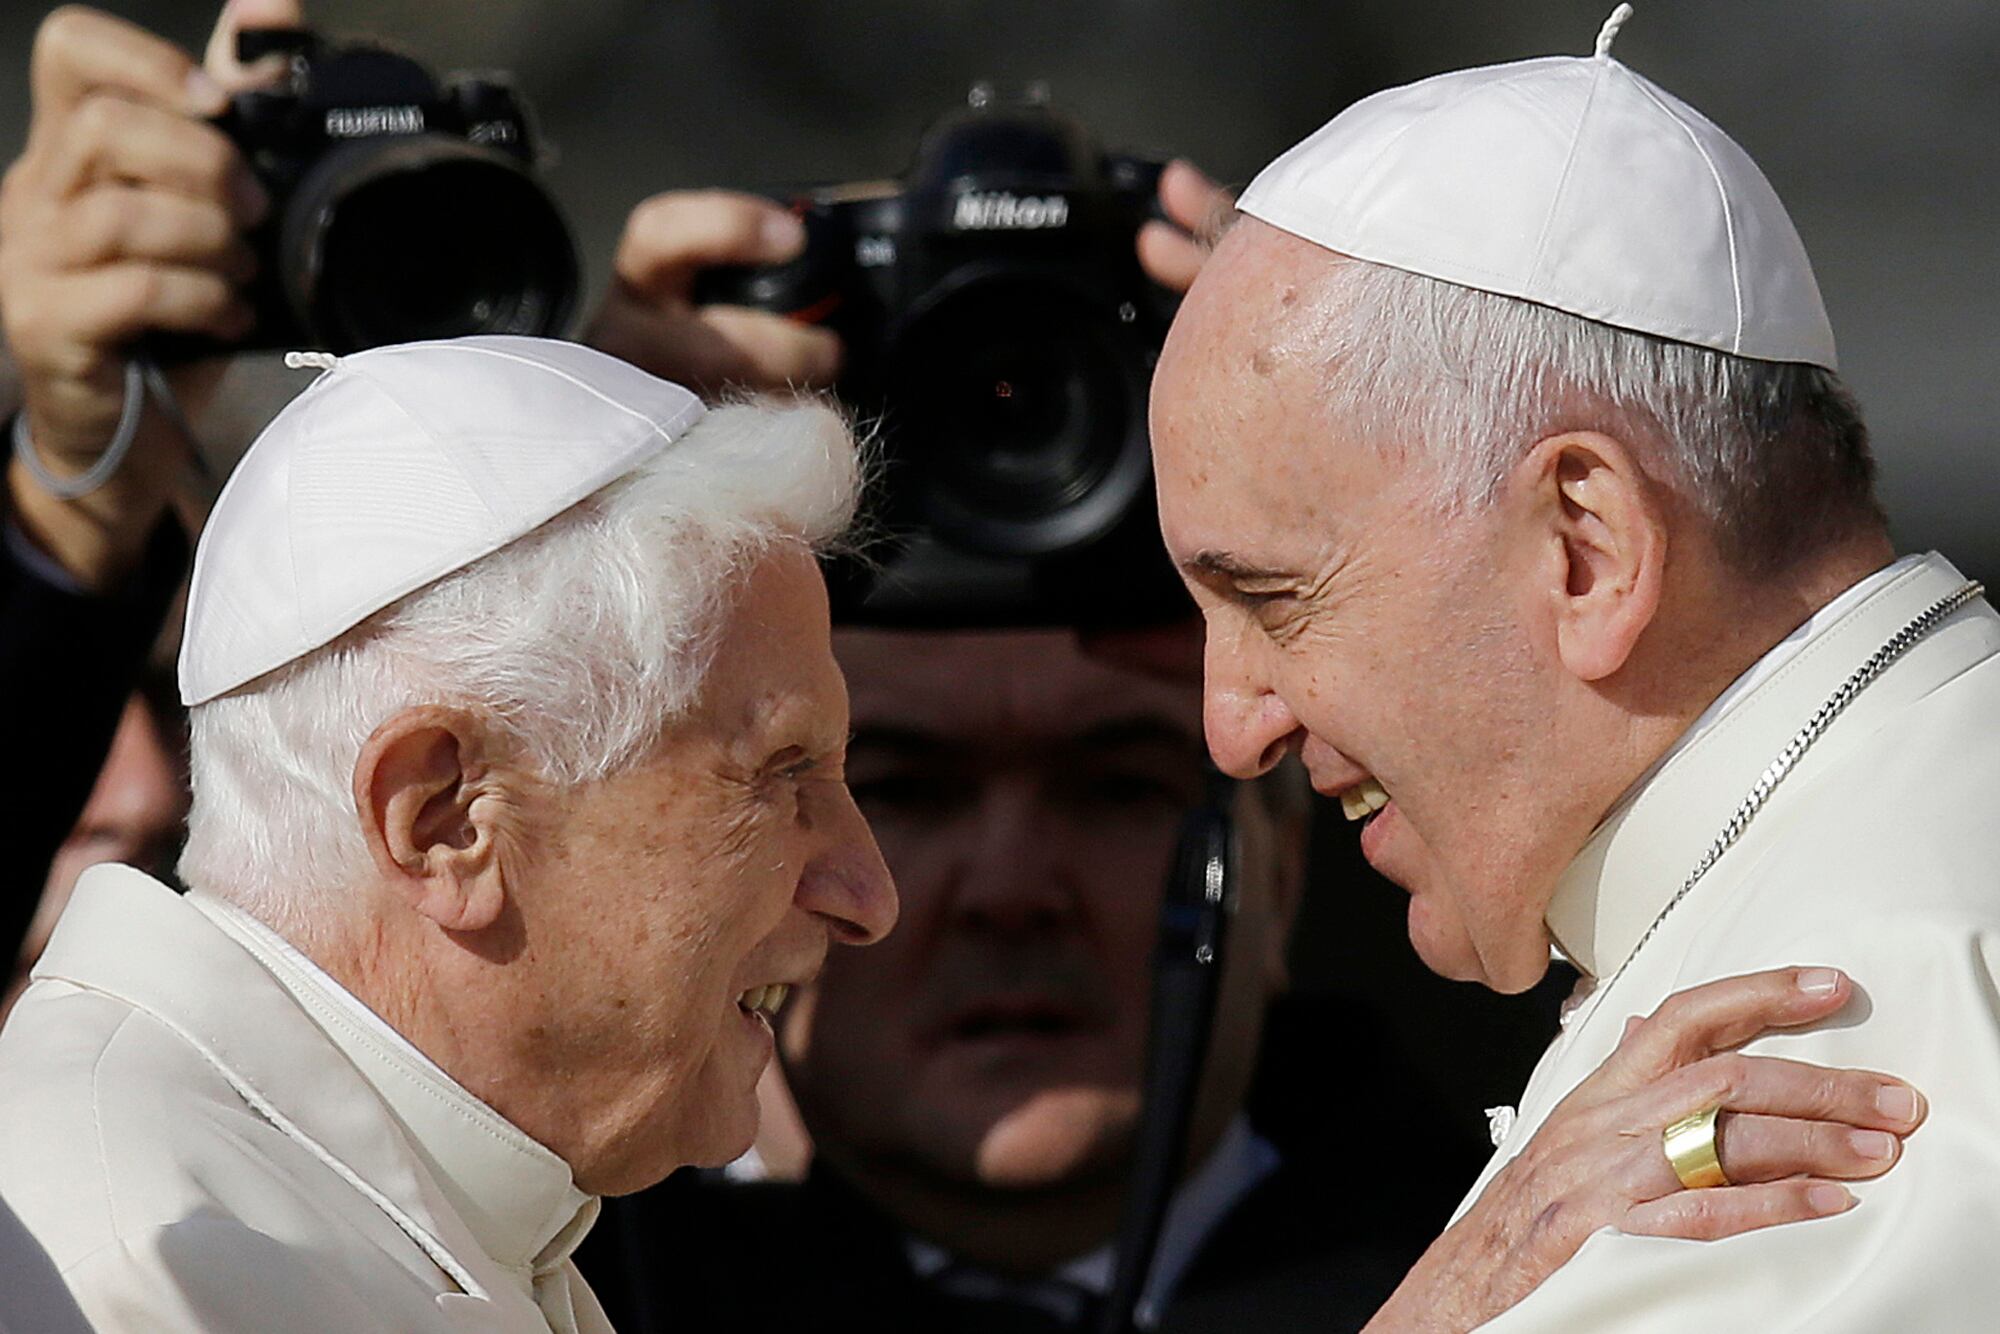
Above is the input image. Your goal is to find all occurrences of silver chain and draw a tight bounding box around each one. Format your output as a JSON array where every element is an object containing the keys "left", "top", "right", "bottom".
[{"left": 1597, "top": 579, "right": 1987, "bottom": 998}]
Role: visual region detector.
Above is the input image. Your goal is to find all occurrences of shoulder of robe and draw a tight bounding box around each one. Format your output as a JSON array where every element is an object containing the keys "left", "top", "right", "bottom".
[{"left": 60, "top": 1213, "right": 433, "bottom": 1333}]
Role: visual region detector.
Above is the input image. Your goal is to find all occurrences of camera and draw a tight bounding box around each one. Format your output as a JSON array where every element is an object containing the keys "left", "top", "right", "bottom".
[
  {"left": 699, "top": 89, "right": 1192, "bottom": 629},
  {"left": 205, "top": 28, "right": 579, "bottom": 354}
]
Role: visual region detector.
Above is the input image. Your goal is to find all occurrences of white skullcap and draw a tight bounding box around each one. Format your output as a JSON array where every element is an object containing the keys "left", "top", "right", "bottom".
[
  {"left": 1237, "top": 4, "right": 1836, "bottom": 369},
  {"left": 178, "top": 335, "right": 706, "bottom": 706}
]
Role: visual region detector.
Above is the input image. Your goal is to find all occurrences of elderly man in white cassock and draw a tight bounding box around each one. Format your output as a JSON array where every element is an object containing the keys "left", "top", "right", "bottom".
[
  {"left": 1151, "top": 6, "right": 2000, "bottom": 1331},
  {"left": 0, "top": 336, "right": 898, "bottom": 1331}
]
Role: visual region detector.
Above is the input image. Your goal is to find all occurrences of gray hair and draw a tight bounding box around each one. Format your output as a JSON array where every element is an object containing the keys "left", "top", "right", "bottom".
[
  {"left": 180, "top": 398, "right": 863, "bottom": 920},
  {"left": 1312, "top": 256, "right": 1882, "bottom": 573}
]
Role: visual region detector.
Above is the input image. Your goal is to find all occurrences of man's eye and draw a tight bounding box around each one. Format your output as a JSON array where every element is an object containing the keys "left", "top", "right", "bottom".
[
  {"left": 1066, "top": 771, "right": 1195, "bottom": 814},
  {"left": 849, "top": 772, "right": 973, "bottom": 816}
]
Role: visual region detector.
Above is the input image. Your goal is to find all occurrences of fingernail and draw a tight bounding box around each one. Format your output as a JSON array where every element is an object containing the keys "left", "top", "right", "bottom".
[
  {"left": 1808, "top": 1184, "right": 1855, "bottom": 1214},
  {"left": 762, "top": 211, "right": 806, "bottom": 257},
  {"left": 185, "top": 69, "right": 227, "bottom": 116},
  {"left": 1876, "top": 1085, "right": 1919, "bottom": 1123},
  {"left": 1850, "top": 1129, "right": 1896, "bottom": 1160},
  {"left": 1796, "top": 968, "right": 1841, "bottom": 995}
]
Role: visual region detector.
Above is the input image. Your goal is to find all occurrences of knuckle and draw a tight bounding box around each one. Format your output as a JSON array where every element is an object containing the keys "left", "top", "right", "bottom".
[
  {"left": 1681, "top": 1053, "right": 1745, "bottom": 1105},
  {"left": 77, "top": 187, "right": 136, "bottom": 251},
  {"left": 3, "top": 288, "right": 47, "bottom": 346},
  {"left": 74, "top": 92, "right": 123, "bottom": 142},
  {"left": 116, "top": 263, "right": 166, "bottom": 323},
  {"left": 1811, "top": 1068, "right": 1846, "bottom": 1115},
  {"left": 192, "top": 133, "right": 238, "bottom": 189},
  {"left": 1670, "top": 1191, "right": 1723, "bottom": 1239},
  {"left": 35, "top": 7, "right": 91, "bottom": 66}
]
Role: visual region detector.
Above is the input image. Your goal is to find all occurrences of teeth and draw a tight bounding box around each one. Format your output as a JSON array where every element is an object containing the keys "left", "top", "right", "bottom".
[
  {"left": 738, "top": 984, "right": 790, "bottom": 1017},
  {"left": 1341, "top": 778, "right": 1391, "bottom": 823}
]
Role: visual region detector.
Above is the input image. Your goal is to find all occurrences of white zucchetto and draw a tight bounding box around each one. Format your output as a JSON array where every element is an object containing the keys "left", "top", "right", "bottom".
[
  {"left": 178, "top": 335, "right": 706, "bottom": 706},
  {"left": 1237, "top": 4, "right": 1837, "bottom": 369}
]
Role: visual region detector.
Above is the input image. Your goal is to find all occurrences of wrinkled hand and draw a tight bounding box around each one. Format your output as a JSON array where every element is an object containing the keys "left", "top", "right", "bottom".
[
  {"left": 1366, "top": 967, "right": 1926, "bottom": 1332},
  {"left": 0, "top": 0, "right": 298, "bottom": 584},
  {"left": 1137, "top": 159, "right": 1232, "bottom": 295},
  {"left": 584, "top": 191, "right": 841, "bottom": 397}
]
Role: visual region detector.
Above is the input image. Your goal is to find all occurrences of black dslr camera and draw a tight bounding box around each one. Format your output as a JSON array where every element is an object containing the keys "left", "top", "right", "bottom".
[
  {"left": 207, "top": 28, "right": 579, "bottom": 354},
  {"left": 700, "top": 89, "right": 1190, "bottom": 629}
]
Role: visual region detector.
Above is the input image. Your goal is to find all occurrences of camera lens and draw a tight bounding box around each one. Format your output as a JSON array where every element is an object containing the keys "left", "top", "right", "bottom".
[
  {"left": 888, "top": 275, "right": 1152, "bottom": 557},
  {"left": 280, "top": 137, "right": 579, "bottom": 352}
]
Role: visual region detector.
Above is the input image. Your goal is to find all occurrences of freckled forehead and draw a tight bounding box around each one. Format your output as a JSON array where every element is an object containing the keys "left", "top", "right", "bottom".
[
  {"left": 702, "top": 548, "right": 851, "bottom": 750},
  {"left": 1150, "top": 222, "right": 1359, "bottom": 564}
]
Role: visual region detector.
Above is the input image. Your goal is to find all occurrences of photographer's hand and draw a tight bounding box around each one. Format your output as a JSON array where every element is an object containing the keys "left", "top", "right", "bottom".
[
  {"left": 586, "top": 191, "right": 842, "bottom": 397},
  {"left": 1, "top": 0, "right": 298, "bottom": 589},
  {"left": 1137, "top": 159, "right": 1233, "bottom": 295}
]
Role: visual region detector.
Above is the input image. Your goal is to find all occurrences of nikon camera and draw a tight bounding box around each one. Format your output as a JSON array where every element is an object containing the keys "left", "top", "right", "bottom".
[
  {"left": 203, "top": 28, "right": 579, "bottom": 354},
  {"left": 699, "top": 89, "right": 1191, "bottom": 629}
]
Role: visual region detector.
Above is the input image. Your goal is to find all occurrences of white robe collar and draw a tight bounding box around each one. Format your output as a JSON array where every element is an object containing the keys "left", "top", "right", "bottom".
[
  {"left": 190, "top": 894, "right": 597, "bottom": 1289},
  {"left": 32, "top": 867, "right": 590, "bottom": 1325},
  {"left": 1545, "top": 552, "right": 1982, "bottom": 979}
]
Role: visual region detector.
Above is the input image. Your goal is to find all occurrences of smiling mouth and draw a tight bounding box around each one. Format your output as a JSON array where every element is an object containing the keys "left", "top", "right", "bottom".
[
  {"left": 1339, "top": 777, "right": 1391, "bottom": 823},
  {"left": 737, "top": 984, "right": 790, "bottom": 1022}
]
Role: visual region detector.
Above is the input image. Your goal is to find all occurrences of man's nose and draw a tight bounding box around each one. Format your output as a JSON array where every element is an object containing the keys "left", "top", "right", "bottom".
[
  {"left": 1202, "top": 627, "right": 1303, "bottom": 779},
  {"left": 948, "top": 785, "right": 1073, "bottom": 936},
  {"left": 800, "top": 786, "right": 899, "bottom": 945}
]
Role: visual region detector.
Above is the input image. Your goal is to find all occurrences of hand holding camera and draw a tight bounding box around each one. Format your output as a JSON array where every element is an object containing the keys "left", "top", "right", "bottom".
[
  {"left": 0, "top": 0, "right": 292, "bottom": 587},
  {"left": 692, "top": 93, "right": 1231, "bottom": 629},
  {"left": 585, "top": 190, "right": 843, "bottom": 396}
]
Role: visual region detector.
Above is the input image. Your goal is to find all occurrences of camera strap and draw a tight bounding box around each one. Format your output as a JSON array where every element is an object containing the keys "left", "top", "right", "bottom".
[{"left": 1096, "top": 774, "right": 1238, "bottom": 1334}]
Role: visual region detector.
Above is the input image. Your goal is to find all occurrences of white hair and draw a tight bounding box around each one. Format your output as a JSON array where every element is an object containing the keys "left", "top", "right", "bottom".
[
  {"left": 180, "top": 398, "right": 862, "bottom": 922},
  {"left": 1311, "top": 255, "right": 1881, "bottom": 573}
]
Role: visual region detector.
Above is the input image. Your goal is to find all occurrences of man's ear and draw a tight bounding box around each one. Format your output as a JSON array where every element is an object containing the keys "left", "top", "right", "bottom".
[
  {"left": 352, "top": 706, "right": 524, "bottom": 933},
  {"left": 1508, "top": 431, "right": 1667, "bottom": 683}
]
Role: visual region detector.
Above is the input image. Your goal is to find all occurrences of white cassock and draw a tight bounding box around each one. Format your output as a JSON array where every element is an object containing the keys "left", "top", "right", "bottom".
[
  {"left": 1458, "top": 552, "right": 2000, "bottom": 1330},
  {"left": 0, "top": 864, "right": 613, "bottom": 1333}
]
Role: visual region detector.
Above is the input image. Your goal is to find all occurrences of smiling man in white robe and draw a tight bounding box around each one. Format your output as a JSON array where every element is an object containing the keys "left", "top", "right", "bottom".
[
  {"left": 0, "top": 336, "right": 896, "bottom": 1332},
  {"left": 1148, "top": 7, "right": 2000, "bottom": 1330}
]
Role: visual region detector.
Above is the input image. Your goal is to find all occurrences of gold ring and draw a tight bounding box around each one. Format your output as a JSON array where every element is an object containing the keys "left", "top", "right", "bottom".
[{"left": 1662, "top": 1104, "right": 1729, "bottom": 1189}]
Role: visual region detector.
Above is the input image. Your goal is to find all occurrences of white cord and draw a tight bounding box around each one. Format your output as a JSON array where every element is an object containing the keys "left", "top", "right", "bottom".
[{"left": 12, "top": 359, "right": 147, "bottom": 500}]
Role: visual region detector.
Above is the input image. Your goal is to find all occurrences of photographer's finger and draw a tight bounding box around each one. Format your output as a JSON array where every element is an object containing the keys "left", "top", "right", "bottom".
[
  {"left": 31, "top": 6, "right": 223, "bottom": 120},
  {"left": 60, "top": 261, "right": 252, "bottom": 345},
  {"left": 698, "top": 306, "right": 842, "bottom": 389},
  {"left": 43, "top": 95, "right": 264, "bottom": 222},
  {"left": 1623, "top": 1180, "right": 1856, "bottom": 1242},
  {"left": 616, "top": 191, "right": 805, "bottom": 300},
  {"left": 204, "top": 0, "right": 309, "bottom": 92},
  {"left": 60, "top": 186, "right": 254, "bottom": 279},
  {"left": 1138, "top": 220, "right": 1206, "bottom": 294},
  {"left": 1603, "top": 967, "right": 1853, "bottom": 1087},
  {"left": 1714, "top": 1113, "right": 1902, "bottom": 1184},
  {"left": 1156, "top": 158, "right": 1233, "bottom": 240}
]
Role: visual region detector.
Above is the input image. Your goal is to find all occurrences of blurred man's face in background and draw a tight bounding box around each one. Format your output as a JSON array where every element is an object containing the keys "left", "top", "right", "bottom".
[
  {"left": 780, "top": 627, "right": 1298, "bottom": 1196},
  {"left": 5, "top": 694, "right": 188, "bottom": 1020}
]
